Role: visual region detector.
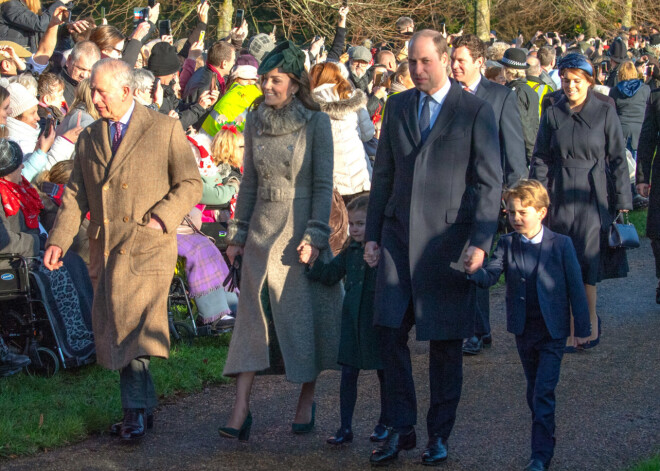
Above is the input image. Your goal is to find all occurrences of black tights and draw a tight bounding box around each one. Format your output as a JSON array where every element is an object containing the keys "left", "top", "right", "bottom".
[{"left": 340, "top": 365, "right": 387, "bottom": 430}]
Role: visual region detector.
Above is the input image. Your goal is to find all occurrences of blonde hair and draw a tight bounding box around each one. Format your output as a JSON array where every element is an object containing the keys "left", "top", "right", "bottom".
[
  {"left": 0, "top": 0, "right": 42, "bottom": 14},
  {"left": 504, "top": 67, "right": 526, "bottom": 81},
  {"left": 210, "top": 127, "right": 244, "bottom": 168},
  {"left": 35, "top": 159, "right": 73, "bottom": 186},
  {"left": 503, "top": 179, "right": 550, "bottom": 210},
  {"left": 68, "top": 78, "right": 100, "bottom": 120},
  {"left": 618, "top": 60, "right": 639, "bottom": 81}
]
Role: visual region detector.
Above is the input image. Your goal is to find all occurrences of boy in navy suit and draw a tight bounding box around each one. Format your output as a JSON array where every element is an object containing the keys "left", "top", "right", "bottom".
[{"left": 469, "top": 179, "right": 590, "bottom": 471}]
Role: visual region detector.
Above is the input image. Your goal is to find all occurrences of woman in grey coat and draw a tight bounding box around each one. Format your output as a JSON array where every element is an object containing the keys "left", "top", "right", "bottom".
[
  {"left": 530, "top": 54, "right": 632, "bottom": 351},
  {"left": 219, "top": 42, "right": 342, "bottom": 441}
]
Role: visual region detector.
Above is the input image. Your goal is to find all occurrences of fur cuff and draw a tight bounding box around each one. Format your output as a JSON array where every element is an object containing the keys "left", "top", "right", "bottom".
[
  {"left": 301, "top": 220, "right": 330, "bottom": 250},
  {"left": 227, "top": 219, "right": 249, "bottom": 246}
]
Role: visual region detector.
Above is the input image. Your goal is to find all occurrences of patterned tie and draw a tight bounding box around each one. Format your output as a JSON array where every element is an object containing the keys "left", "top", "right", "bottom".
[
  {"left": 112, "top": 121, "right": 123, "bottom": 154},
  {"left": 419, "top": 95, "right": 431, "bottom": 143}
]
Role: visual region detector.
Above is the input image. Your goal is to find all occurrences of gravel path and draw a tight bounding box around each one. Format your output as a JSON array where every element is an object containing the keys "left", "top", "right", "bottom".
[{"left": 3, "top": 240, "right": 659, "bottom": 471}]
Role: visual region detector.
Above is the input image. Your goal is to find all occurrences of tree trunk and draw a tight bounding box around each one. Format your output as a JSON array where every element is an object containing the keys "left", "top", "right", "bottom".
[
  {"left": 622, "top": 0, "right": 633, "bottom": 28},
  {"left": 217, "top": 0, "right": 233, "bottom": 39},
  {"left": 475, "top": 0, "right": 490, "bottom": 42}
]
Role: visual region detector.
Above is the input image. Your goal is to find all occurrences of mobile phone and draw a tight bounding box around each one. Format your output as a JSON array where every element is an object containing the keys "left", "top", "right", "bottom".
[
  {"left": 198, "top": 29, "right": 206, "bottom": 43},
  {"left": 373, "top": 70, "right": 384, "bottom": 86},
  {"left": 600, "top": 62, "right": 609, "bottom": 73},
  {"left": 209, "top": 77, "right": 217, "bottom": 92},
  {"left": 648, "top": 65, "right": 654, "bottom": 76},
  {"left": 133, "top": 7, "right": 146, "bottom": 25},
  {"left": 547, "top": 32, "right": 556, "bottom": 38},
  {"left": 101, "top": 6, "right": 105, "bottom": 19},
  {"left": 159, "top": 19, "right": 171, "bottom": 37},
  {"left": 148, "top": 0, "right": 155, "bottom": 7},
  {"left": 234, "top": 9, "right": 244, "bottom": 29},
  {"left": 40, "top": 115, "right": 54, "bottom": 138},
  {"left": 152, "top": 77, "right": 160, "bottom": 102},
  {"left": 142, "top": 8, "right": 150, "bottom": 21},
  {"left": 594, "top": 39, "right": 600, "bottom": 49},
  {"left": 199, "top": 0, "right": 207, "bottom": 6}
]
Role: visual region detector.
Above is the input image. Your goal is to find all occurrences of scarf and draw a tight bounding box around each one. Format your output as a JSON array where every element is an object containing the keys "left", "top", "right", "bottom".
[{"left": 0, "top": 176, "right": 44, "bottom": 229}]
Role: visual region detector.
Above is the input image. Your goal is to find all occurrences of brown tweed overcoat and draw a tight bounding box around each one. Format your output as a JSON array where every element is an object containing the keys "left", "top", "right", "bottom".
[{"left": 47, "top": 103, "right": 202, "bottom": 370}]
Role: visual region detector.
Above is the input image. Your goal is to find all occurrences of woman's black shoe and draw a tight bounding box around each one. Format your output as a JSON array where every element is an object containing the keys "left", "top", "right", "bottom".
[
  {"left": 219, "top": 410, "right": 252, "bottom": 442},
  {"left": 291, "top": 402, "right": 316, "bottom": 434},
  {"left": 327, "top": 428, "right": 353, "bottom": 445}
]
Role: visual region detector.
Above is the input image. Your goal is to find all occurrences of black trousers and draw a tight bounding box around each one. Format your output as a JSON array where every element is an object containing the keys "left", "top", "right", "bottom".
[
  {"left": 474, "top": 286, "right": 491, "bottom": 337},
  {"left": 119, "top": 356, "right": 158, "bottom": 412},
  {"left": 378, "top": 304, "right": 464, "bottom": 439},
  {"left": 651, "top": 238, "right": 660, "bottom": 278},
  {"left": 515, "top": 317, "right": 565, "bottom": 467}
]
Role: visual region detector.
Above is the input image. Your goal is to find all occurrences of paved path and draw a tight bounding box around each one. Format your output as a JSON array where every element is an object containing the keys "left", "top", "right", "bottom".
[{"left": 3, "top": 240, "right": 660, "bottom": 471}]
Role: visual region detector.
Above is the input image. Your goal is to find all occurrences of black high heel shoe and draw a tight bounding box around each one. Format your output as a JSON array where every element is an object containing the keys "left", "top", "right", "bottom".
[
  {"left": 219, "top": 410, "right": 252, "bottom": 442},
  {"left": 291, "top": 402, "right": 316, "bottom": 434}
]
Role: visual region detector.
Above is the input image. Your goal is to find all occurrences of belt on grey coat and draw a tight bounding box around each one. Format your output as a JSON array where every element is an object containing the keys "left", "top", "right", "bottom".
[
  {"left": 559, "top": 158, "right": 604, "bottom": 170},
  {"left": 258, "top": 187, "right": 313, "bottom": 201}
]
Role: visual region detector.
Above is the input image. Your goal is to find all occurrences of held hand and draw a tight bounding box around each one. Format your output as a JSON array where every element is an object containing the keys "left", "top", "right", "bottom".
[
  {"left": 43, "top": 245, "right": 64, "bottom": 271},
  {"left": 575, "top": 337, "right": 590, "bottom": 347},
  {"left": 61, "top": 112, "right": 83, "bottom": 143},
  {"left": 197, "top": 1, "right": 209, "bottom": 24},
  {"left": 364, "top": 241, "right": 380, "bottom": 267},
  {"left": 188, "top": 40, "right": 204, "bottom": 60},
  {"left": 161, "top": 34, "right": 174, "bottom": 45},
  {"left": 167, "top": 110, "right": 179, "bottom": 119},
  {"left": 197, "top": 90, "right": 219, "bottom": 108},
  {"left": 67, "top": 19, "right": 92, "bottom": 34},
  {"left": 50, "top": 6, "right": 67, "bottom": 26},
  {"left": 148, "top": 3, "right": 160, "bottom": 24},
  {"left": 226, "top": 245, "right": 244, "bottom": 265},
  {"left": 463, "top": 246, "right": 486, "bottom": 275},
  {"left": 338, "top": 6, "right": 349, "bottom": 18},
  {"left": 132, "top": 21, "right": 151, "bottom": 41},
  {"left": 296, "top": 241, "right": 319, "bottom": 265},
  {"left": 637, "top": 183, "right": 650, "bottom": 198}
]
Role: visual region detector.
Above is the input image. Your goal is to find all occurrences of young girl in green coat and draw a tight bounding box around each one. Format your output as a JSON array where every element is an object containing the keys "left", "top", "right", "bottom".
[{"left": 307, "top": 195, "right": 389, "bottom": 445}]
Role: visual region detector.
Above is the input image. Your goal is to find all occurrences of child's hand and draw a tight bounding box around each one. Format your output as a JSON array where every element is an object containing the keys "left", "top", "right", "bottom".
[
  {"left": 575, "top": 337, "right": 590, "bottom": 347},
  {"left": 297, "top": 241, "right": 319, "bottom": 265}
]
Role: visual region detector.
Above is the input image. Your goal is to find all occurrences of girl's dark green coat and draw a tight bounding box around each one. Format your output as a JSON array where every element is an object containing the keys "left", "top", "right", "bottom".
[{"left": 307, "top": 241, "right": 382, "bottom": 370}]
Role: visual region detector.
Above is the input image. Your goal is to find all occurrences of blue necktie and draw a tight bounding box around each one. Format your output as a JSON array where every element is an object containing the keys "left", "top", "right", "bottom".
[
  {"left": 419, "top": 95, "right": 431, "bottom": 143},
  {"left": 112, "top": 121, "right": 123, "bottom": 154}
]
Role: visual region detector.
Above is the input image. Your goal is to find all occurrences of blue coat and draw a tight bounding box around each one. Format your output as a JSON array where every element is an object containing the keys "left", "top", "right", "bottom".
[
  {"left": 365, "top": 80, "right": 503, "bottom": 340},
  {"left": 469, "top": 228, "right": 590, "bottom": 339}
]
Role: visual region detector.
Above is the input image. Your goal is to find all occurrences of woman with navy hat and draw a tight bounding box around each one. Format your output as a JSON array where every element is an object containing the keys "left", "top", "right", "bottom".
[{"left": 529, "top": 53, "right": 633, "bottom": 351}]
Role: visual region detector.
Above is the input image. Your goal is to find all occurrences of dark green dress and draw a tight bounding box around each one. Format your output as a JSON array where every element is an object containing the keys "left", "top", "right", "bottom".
[{"left": 307, "top": 241, "right": 382, "bottom": 370}]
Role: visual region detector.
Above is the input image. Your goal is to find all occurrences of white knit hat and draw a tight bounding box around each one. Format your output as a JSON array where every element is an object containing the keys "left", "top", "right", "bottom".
[
  {"left": 7, "top": 82, "right": 39, "bottom": 118},
  {"left": 230, "top": 65, "right": 258, "bottom": 80}
]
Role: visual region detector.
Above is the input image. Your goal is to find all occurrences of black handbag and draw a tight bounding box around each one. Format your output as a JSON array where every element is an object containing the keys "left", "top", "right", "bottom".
[{"left": 608, "top": 212, "right": 640, "bottom": 249}]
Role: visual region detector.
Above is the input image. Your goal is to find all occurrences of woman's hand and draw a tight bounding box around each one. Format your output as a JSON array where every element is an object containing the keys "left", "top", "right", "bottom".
[
  {"left": 297, "top": 241, "right": 319, "bottom": 265},
  {"left": 226, "top": 245, "right": 244, "bottom": 265},
  {"left": 61, "top": 111, "right": 83, "bottom": 143}
]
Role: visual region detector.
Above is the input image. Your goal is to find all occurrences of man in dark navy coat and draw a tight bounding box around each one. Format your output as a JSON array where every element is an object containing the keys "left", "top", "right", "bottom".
[
  {"left": 364, "top": 30, "right": 502, "bottom": 466},
  {"left": 451, "top": 34, "right": 528, "bottom": 356}
]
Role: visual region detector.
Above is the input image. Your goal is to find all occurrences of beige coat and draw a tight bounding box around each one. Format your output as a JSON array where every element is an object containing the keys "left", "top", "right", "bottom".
[
  {"left": 223, "top": 99, "right": 343, "bottom": 383},
  {"left": 47, "top": 103, "right": 202, "bottom": 370}
]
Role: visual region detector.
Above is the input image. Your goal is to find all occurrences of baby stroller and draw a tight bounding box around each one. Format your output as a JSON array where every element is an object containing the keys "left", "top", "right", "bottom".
[{"left": 0, "top": 253, "right": 95, "bottom": 377}]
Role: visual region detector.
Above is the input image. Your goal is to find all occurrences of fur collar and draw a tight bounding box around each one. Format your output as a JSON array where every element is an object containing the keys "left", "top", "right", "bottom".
[
  {"left": 312, "top": 87, "right": 367, "bottom": 119},
  {"left": 255, "top": 98, "right": 313, "bottom": 136}
]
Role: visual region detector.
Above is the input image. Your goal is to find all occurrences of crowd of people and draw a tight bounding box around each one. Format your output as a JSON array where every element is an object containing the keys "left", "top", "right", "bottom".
[{"left": 1, "top": 0, "right": 660, "bottom": 469}]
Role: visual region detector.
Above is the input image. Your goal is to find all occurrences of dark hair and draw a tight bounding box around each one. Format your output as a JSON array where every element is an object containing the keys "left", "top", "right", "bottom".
[
  {"left": 560, "top": 66, "right": 596, "bottom": 86},
  {"left": 0, "top": 85, "right": 8, "bottom": 104},
  {"left": 451, "top": 34, "right": 486, "bottom": 61},
  {"left": 346, "top": 194, "right": 369, "bottom": 213},
  {"left": 208, "top": 41, "right": 235, "bottom": 68},
  {"left": 537, "top": 45, "right": 556, "bottom": 67},
  {"left": 409, "top": 30, "right": 448, "bottom": 59},
  {"left": 253, "top": 69, "right": 320, "bottom": 111}
]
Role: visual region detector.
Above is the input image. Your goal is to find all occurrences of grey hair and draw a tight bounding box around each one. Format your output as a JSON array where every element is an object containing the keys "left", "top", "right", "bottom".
[
  {"left": 8, "top": 73, "right": 38, "bottom": 97},
  {"left": 69, "top": 40, "right": 101, "bottom": 64},
  {"left": 526, "top": 56, "right": 542, "bottom": 76},
  {"left": 133, "top": 68, "right": 155, "bottom": 94},
  {"left": 91, "top": 58, "right": 135, "bottom": 92}
]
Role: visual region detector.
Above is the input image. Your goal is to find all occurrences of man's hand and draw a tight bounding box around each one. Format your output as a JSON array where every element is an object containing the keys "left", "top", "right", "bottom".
[
  {"left": 197, "top": 89, "right": 219, "bottom": 109},
  {"left": 167, "top": 110, "right": 179, "bottom": 119},
  {"left": 188, "top": 40, "right": 204, "bottom": 60},
  {"left": 309, "top": 36, "right": 324, "bottom": 57},
  {"left": 463, "top": 246, "right": 486, "bottom": 274},
  {"left": 338, "top": 6, "right": 349, "bottom": 28},
  {"left": 297, "top": 241, "right": 319, "bottom": 265},
  {"left": 0, "top": 45, "right": 25, "bottom": 71},
  {"left": 230, "top": 20, "right": 249, "bottom": 44},
  {"left": 147, "top": 215, "right": 164, "bottom": 231},
  {"left": 226, "top": 245, "right": 244, "bottom": 265},
  {"left": 66, "top": 19, "right": 92, "bottom": 35},
  {"left": 43, "top": 245, "right": 64, "bottom": 271},
  {"left": 197, "top": 1, "right": 209, "bottom": 24},
  {"left": 637, "top": 183, "right": 650, "bottom": 198},
  {"left": 50, "top": 6, "right": 67, "bottom": 26},
  {"left": 364, "top": 241, "right": 380, "bottom": 267}
]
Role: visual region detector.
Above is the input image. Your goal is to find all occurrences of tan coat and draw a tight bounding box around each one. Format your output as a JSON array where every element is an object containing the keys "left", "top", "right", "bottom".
[{"left": 47, "top": 103, "right": 202, "bottom": 370}]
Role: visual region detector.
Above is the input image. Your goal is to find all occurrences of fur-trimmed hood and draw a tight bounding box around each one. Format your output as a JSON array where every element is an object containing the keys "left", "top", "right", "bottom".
[{"left": 312, "top": 85, "right": 368, "bottom": 119}]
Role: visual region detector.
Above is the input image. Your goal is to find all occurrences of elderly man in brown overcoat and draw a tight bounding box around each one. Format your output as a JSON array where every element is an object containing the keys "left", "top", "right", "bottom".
[{"left": 44, "top": 59, "right": 202, "bottom": 442}]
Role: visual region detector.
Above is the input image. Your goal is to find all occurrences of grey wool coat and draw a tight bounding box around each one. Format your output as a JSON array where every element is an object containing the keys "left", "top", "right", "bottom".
[
  {"left": 223, "top": 98, "right": 343, "bottom": 383},
  {"left": 47, "top": 103, "right": 203, "bottom": 370}
]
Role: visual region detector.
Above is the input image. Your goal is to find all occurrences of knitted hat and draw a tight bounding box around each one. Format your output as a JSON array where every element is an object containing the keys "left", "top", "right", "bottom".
[
  {"left": 247, "top": 34, "right": 275, "bottom": 64},
  {"left": 351, "top": 45, "right": 372, "bottom": 63},
  {"left": 497, "top": 48, "right": 529, "bottom": 69},
  {"left": 7, "top": 82, "right": 38, "bottom": 118},
  {"left": 231, "top": 65, "right": 258, "bottom": 80},
  {"left": 608, "top": 38, "right": 627, "bottom": 60},
  {"left": 0, "top": 138, "right": 23, "bottom": 178},
  {"left": 235, "top": 53, "right": 259, "bottom": 69},
  {"left": 147, "top": 42, "right": 181, "bottom": 77}
]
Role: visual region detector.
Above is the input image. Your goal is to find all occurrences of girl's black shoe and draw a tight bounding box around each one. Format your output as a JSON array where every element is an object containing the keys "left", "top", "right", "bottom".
[
  {"left": 327, "top": 428, "right": 353, "bottom": 445},
  {"left": 370, "top": 423, "right": 389, "bottom": 442}
]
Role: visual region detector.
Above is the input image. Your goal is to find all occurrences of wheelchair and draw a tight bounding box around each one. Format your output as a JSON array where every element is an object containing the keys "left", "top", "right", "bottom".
[{"left": 0, "top": 253, "right": 95, "bottom": 377}]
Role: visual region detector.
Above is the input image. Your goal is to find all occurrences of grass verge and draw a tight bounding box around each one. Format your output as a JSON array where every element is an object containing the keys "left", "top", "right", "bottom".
[
  {"left": 626, "top": 454, "right": 660, "bottom": 471},
  {"left": 0, "top": 335, "right": 230, "bottom": 458}
]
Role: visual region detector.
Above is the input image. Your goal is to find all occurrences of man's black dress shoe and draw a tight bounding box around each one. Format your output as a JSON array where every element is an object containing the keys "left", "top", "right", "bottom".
[
  {"left": 421, "top": 435, "right": 448, "bottom": 466},
  {"left": 462, "top": 336, "right": 483, "bottom": 355},
  {"left": 110, "top": 412, "right": 154, "bottom": 436},
  {"left": 369, "top": 428, "right": 416, "bottom": 466},
  {"left": 524, "top": 459, "right": 547, "bottom": 471},
  {"left": 327, "top": 428, "right": 353, "bottom": 445},
  {"left": 370, "top": 423, "right": 389, "bottom": 442},
  {"left": 119, "top": 408, "right": 146, "bottom": 442}
]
